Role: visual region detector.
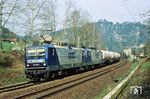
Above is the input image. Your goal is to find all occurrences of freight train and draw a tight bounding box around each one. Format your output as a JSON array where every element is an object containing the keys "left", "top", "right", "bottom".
[{"left": 25, "top": 44, "right": 121, "bottom": 81}]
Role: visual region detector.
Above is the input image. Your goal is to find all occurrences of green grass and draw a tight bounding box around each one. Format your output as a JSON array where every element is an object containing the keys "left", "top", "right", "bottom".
[
  {"left": 0, "top": 44, "right": 28, "bottom": 86},
  {"left": 0, "top": 66, "right": 29, "bottom": 86},
  {"left": 0, "top": 42, "right": 15, "bottom": 51},
  {"left": 130, "top": 61, "right": 139, "bottom": 71},
  {"left": 95, "top": 59, "right": 149, "bottom": 99},
  {"left": 0, "top": 66, "right": 21, "bottom": 72},
  {"left": 141, "top": 61, "right": 150, "bottom": 69},
  {"left": 2, "top": 74, "right": 28, "bottom": 86},
  {"left": 95, "top": 86, "right": 112, "bottom": 99},
  {"left": 95, "top": 60, "right": 140, "bottom": 99}
]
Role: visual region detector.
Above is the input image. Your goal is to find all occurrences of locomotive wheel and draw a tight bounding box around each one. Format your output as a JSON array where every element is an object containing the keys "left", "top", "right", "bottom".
[
  {"left": 31, "top": 77, "right": 40, "bottom": 82},
  {"left": 75, "top": 68, "right": 79, "bottom": 73},
  {"left": 64, "top": 70, "right": 68, "bottom": 76},
  {"left": 58, "top": 71, "right": 63, "bottom": 76},
  {"left": 51, "top": 73, "right": 55, "bottom": 78}
]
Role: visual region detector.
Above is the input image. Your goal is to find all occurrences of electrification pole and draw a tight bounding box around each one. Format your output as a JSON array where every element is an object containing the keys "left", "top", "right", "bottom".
[{"left": 135, "top": 27, "right": 140, "bottom": 59}]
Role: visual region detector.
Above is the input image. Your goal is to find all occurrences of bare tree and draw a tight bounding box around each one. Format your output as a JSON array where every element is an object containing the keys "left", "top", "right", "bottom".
[
  {"left": 64, "top": 8, "right": 103, "bottom": 49},
  {"left": 38, "top": 0, "right": 58, "bottom": 44},
  {"left": 81, "top": 23, "right": 94, "bottom": 48},
  {"left": 0, "top": 0, "right": 19, "bottom": 50},
  {"left": 80, "top": 21, "right": 104, "bottom": 49},
  {"left": 18, "top": 0, "right": 45, "bottom": 38},
  {"left": 40, "top": 0, "right": 57, "bottom": 32},
  {"left": 141, "top": 10, "right": 150, "bottom": 55},
  {"left": 92, "top": 25, "right": 104, "bottom": 49},
  {"left": 68, "top": 9, "right": 81, "bottom": 46},
  {"left": 63, "top": 0, "right": 74, "bottom": 43},
  {"left": 0, "top": 0, "right": 19, "bottom": 28}
]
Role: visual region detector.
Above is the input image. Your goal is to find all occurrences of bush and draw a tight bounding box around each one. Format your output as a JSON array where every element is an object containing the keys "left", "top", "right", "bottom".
[
  {"left": 146, "top": 56, "right": 150, "bottom": 61},
  {"left": 132, "top": 59, "right": 138, "bottom": 63},
  {"left": 0, "top": 52, "right": 15, "bottom": 67}
]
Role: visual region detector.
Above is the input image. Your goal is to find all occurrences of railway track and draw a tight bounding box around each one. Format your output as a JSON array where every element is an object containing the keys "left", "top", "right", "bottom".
[
  {"left": 0, "top": 82, "right": 38, "bottom": 93},
  {"left": 14, "top": 60, "right": 127, "bottom": 99}
]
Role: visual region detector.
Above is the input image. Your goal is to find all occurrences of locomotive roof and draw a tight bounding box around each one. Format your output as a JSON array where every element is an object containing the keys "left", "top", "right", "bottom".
[
  {"left": 26, "top": 44, "right": 83, "bottom": 50},
  {"left": 26, "top": 44, "right": 55, "bottom": 49},
  {"left": 26, "top": 44, "right": 100, "bottom": 51}
]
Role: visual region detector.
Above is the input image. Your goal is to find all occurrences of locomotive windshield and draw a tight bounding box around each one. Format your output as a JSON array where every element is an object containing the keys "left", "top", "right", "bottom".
[{"left": 26, "top": 48, "right": 46, "bottom": 59}]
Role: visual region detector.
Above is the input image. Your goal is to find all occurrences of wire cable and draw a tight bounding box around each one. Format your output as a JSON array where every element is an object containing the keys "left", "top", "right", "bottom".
[{"left": 122, "top": 0, "right": 135, "bottom": 21}]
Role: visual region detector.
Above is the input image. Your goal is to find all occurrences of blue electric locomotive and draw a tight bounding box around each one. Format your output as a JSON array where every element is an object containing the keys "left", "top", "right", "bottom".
[{"left": 25, "top": 44, "right": 103, "bottom": 80}]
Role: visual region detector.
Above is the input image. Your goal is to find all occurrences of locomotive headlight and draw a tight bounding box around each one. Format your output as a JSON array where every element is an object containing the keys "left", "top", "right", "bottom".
[
  {"left": 43, "top": 63, "right": 46, "bottom": 66},
  {"left": 27, "top": 64, "right": 29, "bottom": 67}
]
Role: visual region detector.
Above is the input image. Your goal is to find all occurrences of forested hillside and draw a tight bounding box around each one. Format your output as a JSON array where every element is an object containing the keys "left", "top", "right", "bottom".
[
  {"left": 96, "top": 20, "right": 149, "bottom": 51},
  {"left": 0, "top": 27, "right": 17, "bottom": 39},
  {"left": 14, "top": 19, "right": 149, "bottom": 52},
  {"left": 49, "top": 20, "right": 148, "bottom": 52}
]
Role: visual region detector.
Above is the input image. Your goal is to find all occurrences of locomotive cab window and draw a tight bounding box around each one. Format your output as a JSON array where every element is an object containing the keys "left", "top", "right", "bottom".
[{"left": 26, "top": 48, "right": 45, "bottom": 59}]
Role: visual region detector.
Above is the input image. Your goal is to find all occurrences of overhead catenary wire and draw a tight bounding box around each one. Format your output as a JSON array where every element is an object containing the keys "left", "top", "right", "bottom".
[
  {"left": 122, "top": 0, "right": 136, "bottom": 21},
  {"left": 121, "top": 0, "right": 140, "bottom": 56}
]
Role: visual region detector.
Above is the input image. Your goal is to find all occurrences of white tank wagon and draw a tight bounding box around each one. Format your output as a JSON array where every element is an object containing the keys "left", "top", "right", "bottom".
[
  {"left": 117, "top": 53, "right": 121, "bottom": 59},
  {"left": 100, "top": 50, "right": 121, "bottom": 63},
  {"left": 100, "top": 50, "right": 113, "bottom": 60},
  {"left": 112, "top": 52, "right": 121, "bottom": 60},
  {"left": 123, "top": 48, "right": 132, "bottom": 58}
]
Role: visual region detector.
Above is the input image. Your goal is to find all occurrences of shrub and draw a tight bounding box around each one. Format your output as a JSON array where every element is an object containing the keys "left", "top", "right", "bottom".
[{"left": 0, "top": 52, "right": 15, "bottom": 67}]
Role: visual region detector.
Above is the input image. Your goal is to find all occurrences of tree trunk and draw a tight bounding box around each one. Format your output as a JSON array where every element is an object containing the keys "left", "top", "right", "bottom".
[{"left": 0, "top": 1, "right": 3, "bottom": 50}]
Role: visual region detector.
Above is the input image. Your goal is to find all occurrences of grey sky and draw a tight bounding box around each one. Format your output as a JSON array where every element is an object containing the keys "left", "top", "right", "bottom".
[
  {"left": 7, "top": 0, "right": 150, "bottom": 35},
  {"left": 72, "top": 0, "right": 150, "bottom": 23}
]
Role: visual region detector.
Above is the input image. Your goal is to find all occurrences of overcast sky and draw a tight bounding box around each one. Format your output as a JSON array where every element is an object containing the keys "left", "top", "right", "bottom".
[
  {"left": 9, "top": 0, "right": 150, "bottom": 35},
  {"left": 71, "top": 0, "right": 150, "bottom": 23}
]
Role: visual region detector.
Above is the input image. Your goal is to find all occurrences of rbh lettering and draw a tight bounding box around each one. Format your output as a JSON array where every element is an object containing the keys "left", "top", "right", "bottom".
[{"left": 130, "top": 86, "right": 142, "bottom": 95}]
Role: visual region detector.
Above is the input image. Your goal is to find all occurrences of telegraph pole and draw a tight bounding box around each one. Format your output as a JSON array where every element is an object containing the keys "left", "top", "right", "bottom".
[
  {"left": 77, "top": 36, "right": 80, "bottom": 48},
  {"left": 0, "top": 28, "right": 2, "bottom": 50},
  {"left": 135, "top": 26, "right": 140, "bottom": 59}
]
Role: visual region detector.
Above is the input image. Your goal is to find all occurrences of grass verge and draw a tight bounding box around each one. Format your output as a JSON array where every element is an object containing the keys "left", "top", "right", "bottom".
[
  {"left": 118, "top": 60, "right": 150, "bottom": 99},
  {"left": 95, "top": 60, "right": 139, "bottom": 99},
  {"left": 0, "top": 66, "right": 29, "bottom": 87}
]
